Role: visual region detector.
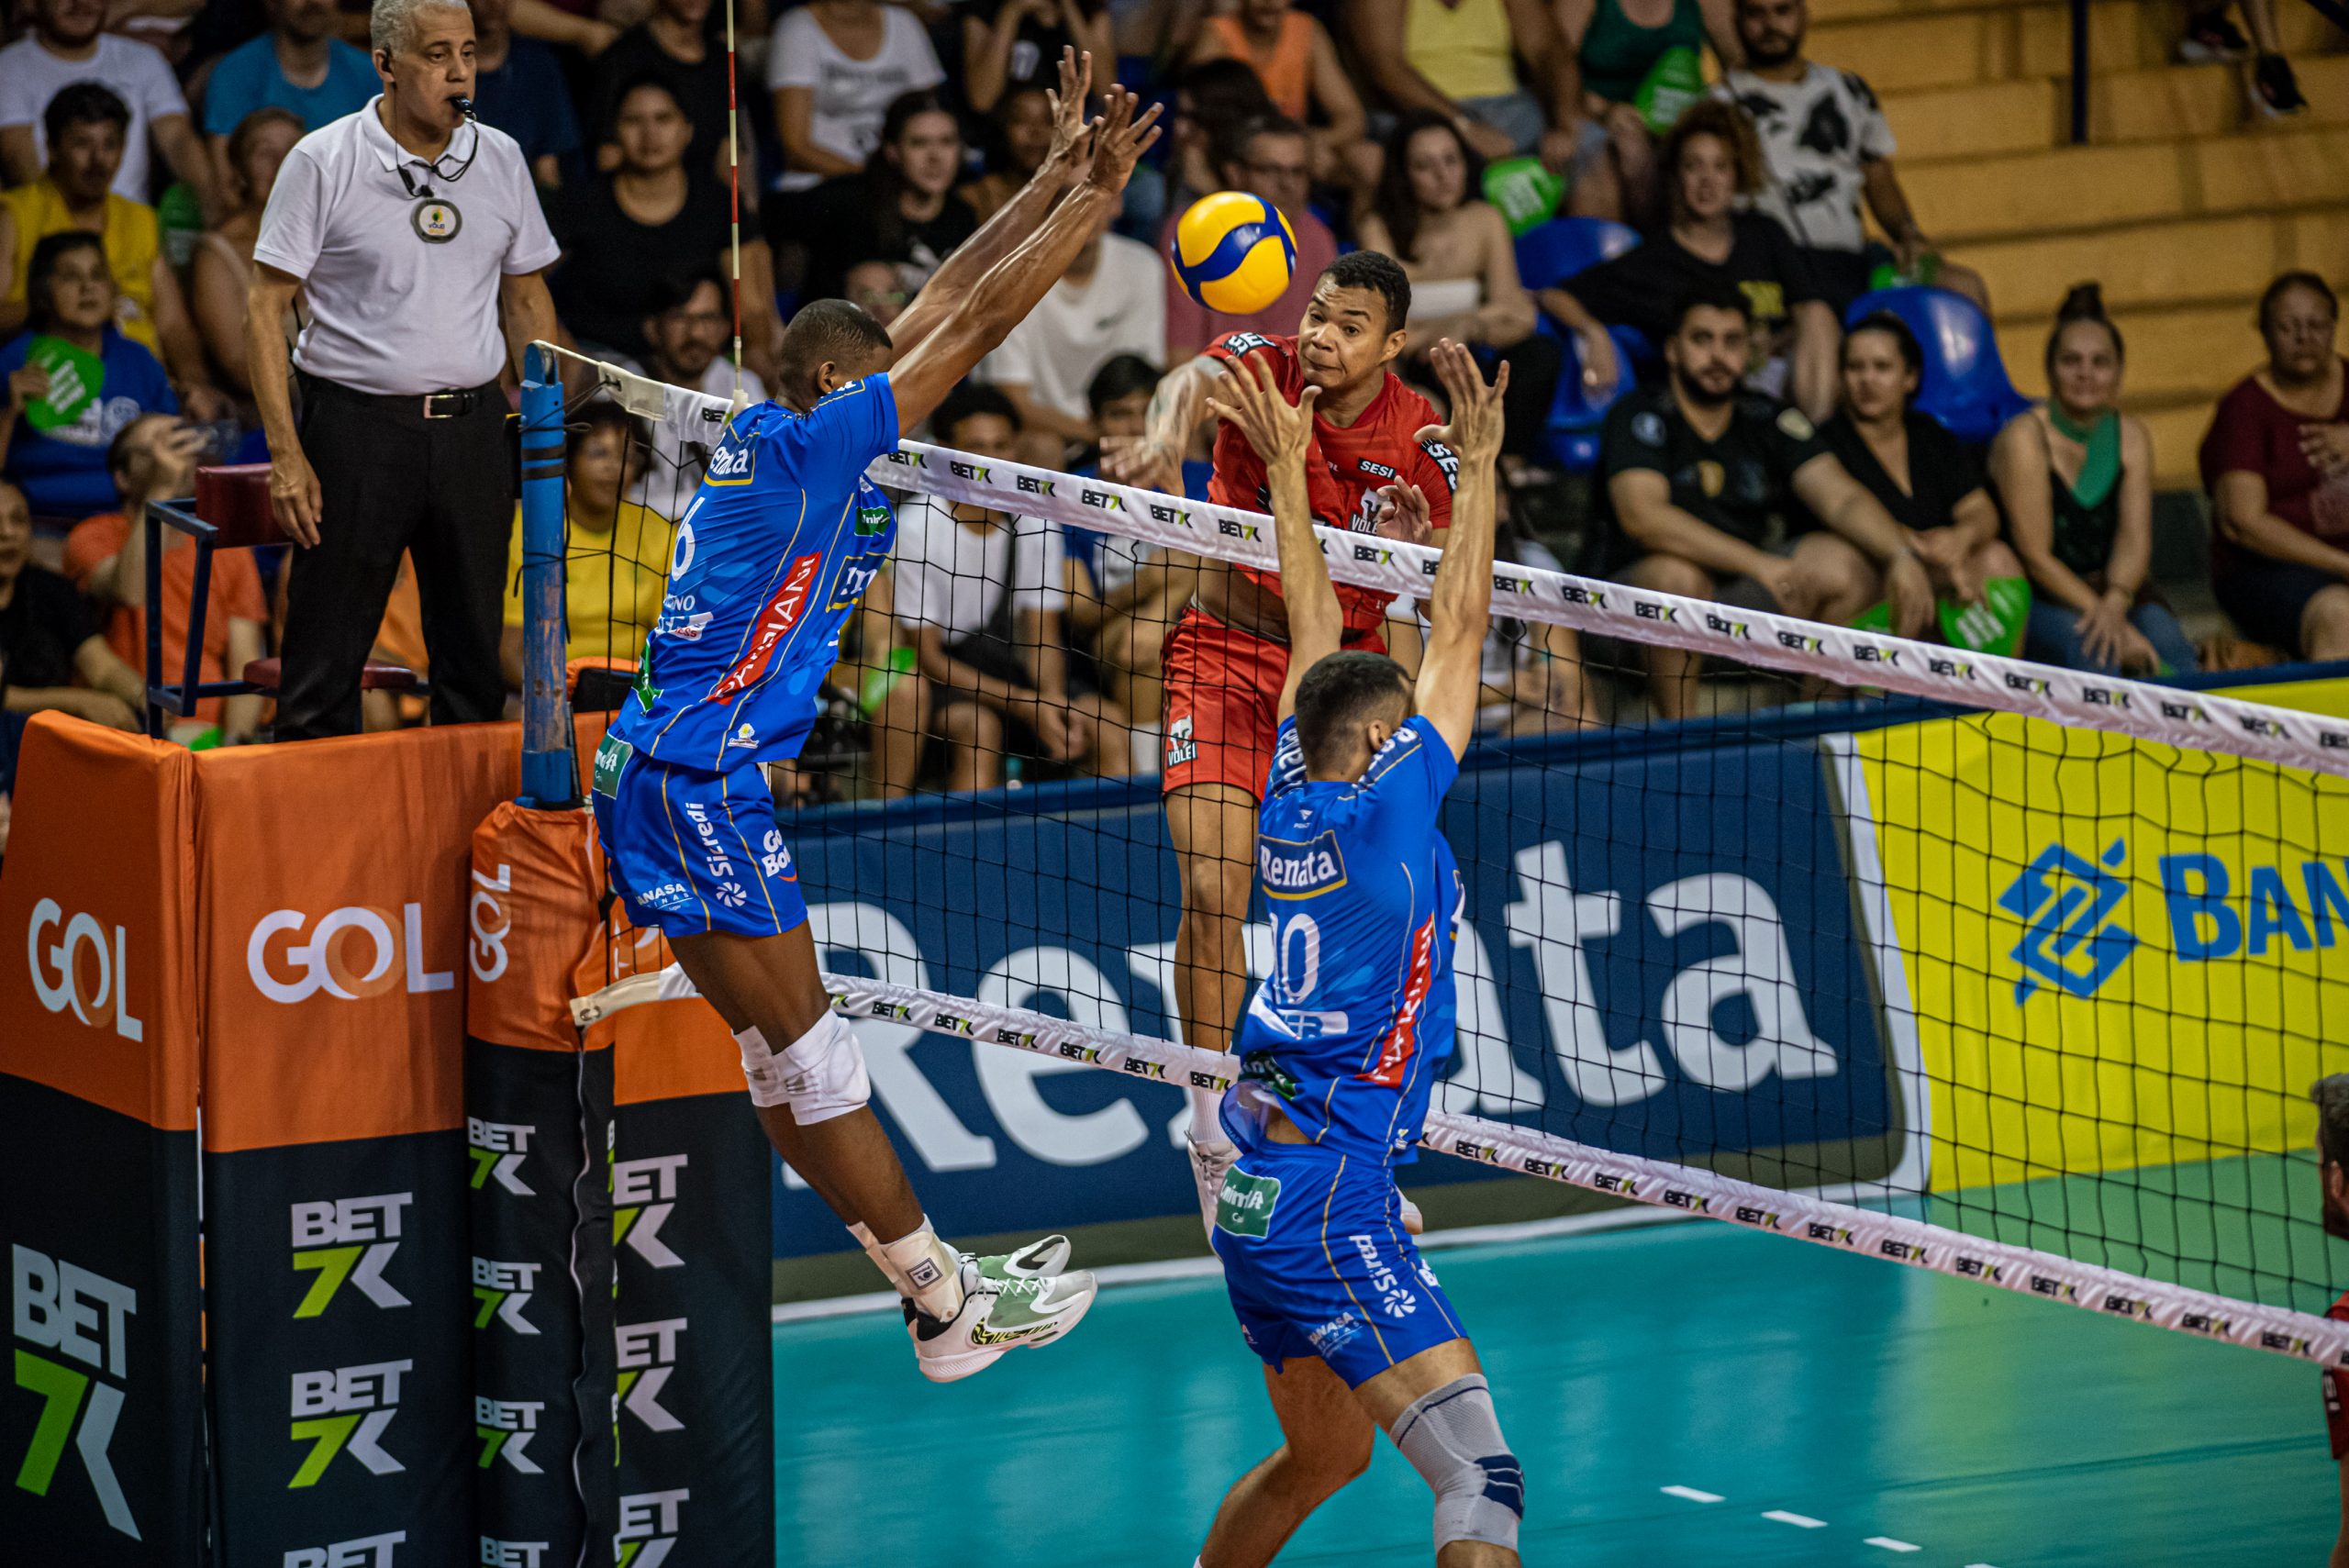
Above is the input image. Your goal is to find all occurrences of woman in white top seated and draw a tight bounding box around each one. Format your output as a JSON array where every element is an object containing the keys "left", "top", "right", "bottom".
[{"left": 1355, "top": 111, "right": 1562, "bottom": 463}]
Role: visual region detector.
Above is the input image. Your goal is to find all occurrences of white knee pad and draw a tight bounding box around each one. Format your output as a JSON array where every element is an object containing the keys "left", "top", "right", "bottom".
[
  {"left": 736, "top": 1013, "right": 868, "bottom": 1124},
  {"left": 1388, "top": 1373, "right": 1523, "bottom": 1554}
]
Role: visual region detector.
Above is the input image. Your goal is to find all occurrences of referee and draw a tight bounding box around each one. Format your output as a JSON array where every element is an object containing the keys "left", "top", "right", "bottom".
[{"left": 248, "top": 0, "right": 559, "bottom": 740}]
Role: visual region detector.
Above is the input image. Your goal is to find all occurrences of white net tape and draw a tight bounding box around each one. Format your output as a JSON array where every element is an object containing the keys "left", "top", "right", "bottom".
[
  {"left": 543, "top": 339, "right": 2349, "bottom": 782},
  {"left": 572, "top": 964, "right": 2349, "bottom": 1368}
]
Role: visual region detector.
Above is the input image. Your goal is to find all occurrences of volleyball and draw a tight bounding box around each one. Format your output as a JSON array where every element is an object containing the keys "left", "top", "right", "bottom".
[{"left": 1168, "top": 191, "right": 1298, "bottom": 315}]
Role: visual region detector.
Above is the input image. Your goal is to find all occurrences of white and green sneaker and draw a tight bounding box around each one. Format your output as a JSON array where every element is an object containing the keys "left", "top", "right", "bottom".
[
  {"left": 906, "top": 1262, "right": 1098, "bottom": 1384},
  {"left": 967, "top": 1234, "right": 1073, "bottom": 1284}
]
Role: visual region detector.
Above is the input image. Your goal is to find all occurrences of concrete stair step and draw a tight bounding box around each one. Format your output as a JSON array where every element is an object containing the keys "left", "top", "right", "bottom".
[
  {"left": 1809, "top": 0, "right": 2340, "bottom": 92},
  {"left": 1959, "top": 208, "right": 2349, "bottom": 319},
  {"left": 1883, "top": 54, "right": 2349, "bottom": 160},
  {"left": 1903, "top": 123, "right": 2349, "bottom": 244}
]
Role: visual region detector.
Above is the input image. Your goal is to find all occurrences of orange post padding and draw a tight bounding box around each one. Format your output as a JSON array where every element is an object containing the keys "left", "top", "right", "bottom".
[{"left": 467, "top": 801, "right": 607, "bottom": 1053}]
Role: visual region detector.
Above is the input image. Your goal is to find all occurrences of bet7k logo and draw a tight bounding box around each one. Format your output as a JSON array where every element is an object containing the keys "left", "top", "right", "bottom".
[{"left": 11, "top": 1246, "right": 139, "bottom": 1538}]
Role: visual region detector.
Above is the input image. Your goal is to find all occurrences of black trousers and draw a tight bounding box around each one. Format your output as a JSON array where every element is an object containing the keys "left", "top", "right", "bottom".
[{"left": 277, "top": 373, "right": 511, "bottom": 740}]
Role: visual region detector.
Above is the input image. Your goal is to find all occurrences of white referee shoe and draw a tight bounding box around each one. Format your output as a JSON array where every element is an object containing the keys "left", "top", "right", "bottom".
[
  {"left": 905, "top": 1261, "right": 1098, "bottom": 1384},
  {"left": 1188, "top": 1135, "right": 1239, "bottom": 1239}
]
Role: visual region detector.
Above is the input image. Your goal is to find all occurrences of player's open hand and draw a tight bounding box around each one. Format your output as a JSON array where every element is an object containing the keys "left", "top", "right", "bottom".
[
  {"left": 1413, "top": 339, "right": 1509, "bottom": 469},
  {"left": 1369, "top": 482, "right": 1431, "bottom": 546},
  {"left": 1081, "top": 86, "right": 1163, "bottom": 196},
  {"left": 1040, "top": 47, "right": 1092, "bottom": 185},
  {"left": 1203, "top": 353, "right": 1318, "bottom": 473}
]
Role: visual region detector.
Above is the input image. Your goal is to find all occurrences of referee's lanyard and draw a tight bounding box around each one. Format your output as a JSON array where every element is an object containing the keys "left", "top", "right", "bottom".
[{"left": 394, "top": 115, "right": 479, "bottom": 245}]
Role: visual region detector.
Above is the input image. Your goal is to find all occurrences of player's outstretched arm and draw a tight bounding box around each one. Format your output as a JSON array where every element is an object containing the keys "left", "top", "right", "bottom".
[
  {"left": 890, "top": 46, "right": 1094, "bottom": 358},
  {"left": 889, "top": 87, "right": 1163, "bottom": 435},
  {"left": 1206, "top": 355, "right": 1340, "bottom": 722},
  {"left": 1101, "top": 350, "right": 1224, "bottom": 497},
  {"left": 1413, "top": 339, "right": 1507, "bottom": 760}
]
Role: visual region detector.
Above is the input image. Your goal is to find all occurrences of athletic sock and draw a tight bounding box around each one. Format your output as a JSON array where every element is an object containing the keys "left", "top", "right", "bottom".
[{"left": 878, "top": 1220, "right": 964, "bottom": 1320}]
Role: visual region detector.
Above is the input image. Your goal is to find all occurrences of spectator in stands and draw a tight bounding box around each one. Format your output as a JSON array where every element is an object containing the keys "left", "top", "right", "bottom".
[
  {"left": 1558, "top": 0, "right": 1740, "bottom": 224},
  {"left": 200, "top": 0, "right": 376, "bottom": 174},
  {"left": 192, "top": 107, "right": 304, "bottom": 399},
  {"left": 499, "top": 400, "right": 674, "bottom": 685},
  {"left": 2204, "top": 272, "right": 2349, "bottom": 661},
  {"left": 767, "top": 0, "right": 944, "bottom": 198},
  {"left": 1472, "top": 507, "right": 1589, "bottom": 733},
  {"left": 895, "top": 384, "right": 1127, "bottom": 787},
  {"left": 953, "top": 0, "right": 1113, "bottom": 117},
  {"left": 0, "top": 0, "right": 220, "bottom": 220},
  {"left": 0, "top": 478, "right": 145, "bottom": 729},
  {"left": 2, "top": 233, "right": 181, "bottom": 521},
  {"left": 1990, "top": 284, "right": 2197, "bottom": 676},
  {"left": 590, "top": 0, "right": 756, "bottom": 197},
  {"left": 1163, "top": 113, "right": 1338, "bottom": 362},
  {"left": 0, "top": 86, "right": 226, "bottom": 419},
  {"left": 1819, "top": 312, "right": 2024, "bottom": 647},
  {"left": 1715, "top": 0, "right": 1987, "bottom": 313},
  {"left": 1350, "top": 0, "right": 1590, "bottom": 172},
  {"left": 843, "top": 259, "right": 908, "bottom": 328},
  {"left": 467, "top": 0, "right": 584, "bottom": 189},
  {"left": 550, "top": 79, "right": 782, "bottom": 378},
  {"left": 630, "top": 268, "right": 766, "bottom": 511},
  {"left": 984, "top": 201, "right": 1163, "bottom": 454},
  {"left": 1589, "top": 283, "right": 1930, "bottom": 717},
  {"left": 1160, "top": 59, "right": 1275, "bottom": 223},
  {"left": 2179, "top": 0, "right": 2304, "bottom": 117},
  {"left": 1186, "top": 0, "right": 1376, "bottom": 192},
  {"left": 1541, "top": 98, "right": 1837, "bottom": 420},
  {"left": 64, "top": 413, "right": 265, "bottom": 742},
  {"left": 1357, "top": 112, "right": 1562, "bottom": 462},
  {"left": 801, "top": 90, "right": 980, "bottom": 306},
  {"left": 958, "top": 85, "right": 1055, "bottom": 222}
]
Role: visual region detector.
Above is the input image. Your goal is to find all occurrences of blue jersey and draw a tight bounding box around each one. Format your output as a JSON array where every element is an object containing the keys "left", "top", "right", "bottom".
[
  {"left": 611, "top": 376, "right": 900, "bottom": 772},
  {"left": 1225, "top": 715, "right": 1464, "bottom": 1165}
]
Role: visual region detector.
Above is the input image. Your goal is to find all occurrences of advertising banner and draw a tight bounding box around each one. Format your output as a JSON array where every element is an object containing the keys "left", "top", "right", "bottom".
[
  {"left": 776, "top": 735, "right": 1905, "bottom": 1253},
  {"left": 195, "top": 725, "right": 517, "bottom": 1566},
  {"left": 0, "top": 719, "right": 205, "bottom": 1564}
]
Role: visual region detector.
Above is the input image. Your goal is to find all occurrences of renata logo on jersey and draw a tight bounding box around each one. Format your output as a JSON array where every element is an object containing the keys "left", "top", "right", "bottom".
[
  {"left": 706, "top": 553, "right": 824, "bottom": 701},
  {"left": 1259, "top": 830, "right": 1347, "bottom": 899}
]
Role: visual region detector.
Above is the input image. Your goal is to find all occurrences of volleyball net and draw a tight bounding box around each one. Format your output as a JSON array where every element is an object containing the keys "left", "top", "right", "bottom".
[{"left": 527, "top": 344, "right": 2349, "bottom": 1365}]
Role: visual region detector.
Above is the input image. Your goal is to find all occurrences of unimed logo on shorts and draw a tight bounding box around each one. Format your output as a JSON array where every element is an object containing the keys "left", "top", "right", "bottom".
[
  {"left": 10, "top": 1245, "right": 139, "bottom": 1538},
  {"left": 246, "top": 906, "right": 454, "bottom": 1003}
]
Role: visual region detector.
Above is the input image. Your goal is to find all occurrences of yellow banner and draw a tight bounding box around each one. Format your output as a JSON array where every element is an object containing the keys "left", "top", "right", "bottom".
[{"left": 1855, "top": 677, "right": 2349, "bottom": 1191}]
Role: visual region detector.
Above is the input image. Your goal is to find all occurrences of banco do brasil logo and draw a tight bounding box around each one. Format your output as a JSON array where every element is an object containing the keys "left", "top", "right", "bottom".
[{"left": 1998, "top": 839, "right": 2138, "bottom": 1003}]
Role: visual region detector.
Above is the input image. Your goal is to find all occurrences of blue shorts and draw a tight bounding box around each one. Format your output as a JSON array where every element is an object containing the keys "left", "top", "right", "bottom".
[
  {"left": 588, "top": 733, "right": 807, "bottom": 939},
  {"left": 1209, "top": 1143, "right": 1464, "bottom": 1390}
]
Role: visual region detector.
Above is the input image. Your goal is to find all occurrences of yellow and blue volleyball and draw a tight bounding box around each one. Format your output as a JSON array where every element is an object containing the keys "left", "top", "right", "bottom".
[{"left": 1169, "top": 192, "right": 1298, "bottom": 316}]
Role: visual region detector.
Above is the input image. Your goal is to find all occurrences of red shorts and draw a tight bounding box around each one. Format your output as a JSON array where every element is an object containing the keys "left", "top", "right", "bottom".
[{"left": 1159, "top": 608, "right": 1384, "bottom": 799}]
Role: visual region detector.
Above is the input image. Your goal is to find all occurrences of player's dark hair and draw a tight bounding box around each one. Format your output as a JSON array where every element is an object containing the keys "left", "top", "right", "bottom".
[
  {"left": 2046, "top": 282, "right": 2122, "bottom": 372},
  {"left": 2314, "top": 1075, "right": 2349, "bottom": 1167},
  {"left": 1294, "top": 651, "right": 1413, "bottom": 774},
  {"left": 1317, "top": 251, "right": 1412, "bottom": 336},
  {"left": 2259, "top": 270, "right": 2338, "bottom": 337},
  {"left": 1086, "top": 353, "right": 1162, "bottom": 416},
  {"left": 1668, "top": 279, "right": 1753, "bottom": 336},
  {"left": 776, "top": 298, "right": 894, "bottom": 407},
  {"left": 44, "top": 82, "right": 129, "bottom": 150},
  {"left": 930, "top": 381, "right": 1020, "bottom": 444}
]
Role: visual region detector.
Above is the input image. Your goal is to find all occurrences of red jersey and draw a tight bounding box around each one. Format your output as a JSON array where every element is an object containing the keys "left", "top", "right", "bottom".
[
  {"left": 1204, "top": 331, "right": 1458, "bottom": 636},
  {"left": 2325, "top": 1293, "right": 2349, "bottom": 1459}
]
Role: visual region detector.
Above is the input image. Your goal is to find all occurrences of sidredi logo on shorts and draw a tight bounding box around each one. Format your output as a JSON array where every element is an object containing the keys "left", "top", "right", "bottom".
[
  {"left": 247, "top": 906, "right": 455, "bottom": 1004},
  {"left": 27, "top": 896, "right": 145, "bottom": 1040}
]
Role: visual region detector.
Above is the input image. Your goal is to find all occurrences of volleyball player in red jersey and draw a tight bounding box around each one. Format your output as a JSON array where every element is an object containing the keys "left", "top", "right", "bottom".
[{"left": 1107, "top": 250, "right": 1460, "bottom": 1225}]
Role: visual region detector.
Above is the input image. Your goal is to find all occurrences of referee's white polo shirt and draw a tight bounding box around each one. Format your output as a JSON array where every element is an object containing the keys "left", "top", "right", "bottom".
[{"left": 253, "top": 95, "right": 560, "bottom": 397}]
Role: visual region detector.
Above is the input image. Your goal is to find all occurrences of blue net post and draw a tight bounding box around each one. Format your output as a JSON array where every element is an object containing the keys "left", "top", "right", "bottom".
[{"left": 519, "top": 343, "right": 574, "bottom": 806}]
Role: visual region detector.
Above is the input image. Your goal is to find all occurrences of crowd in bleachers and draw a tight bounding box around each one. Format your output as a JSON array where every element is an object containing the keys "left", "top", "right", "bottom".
[{"left": 0, "top": 0, "right": 2339, "bottom": 815}]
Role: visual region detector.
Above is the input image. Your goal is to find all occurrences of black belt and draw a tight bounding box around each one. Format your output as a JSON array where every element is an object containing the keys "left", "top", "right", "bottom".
[{"left": 299, "top": 372, "right": 500, "bottom": 419}]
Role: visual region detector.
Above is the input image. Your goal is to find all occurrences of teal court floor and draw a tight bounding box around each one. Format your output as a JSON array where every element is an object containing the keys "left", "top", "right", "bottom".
[{"left": 774, "top": 1217, "right": 2333, "bottom": 1566}]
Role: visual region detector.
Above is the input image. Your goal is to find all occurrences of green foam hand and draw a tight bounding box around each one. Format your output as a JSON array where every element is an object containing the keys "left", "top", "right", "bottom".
[{"left": 23, "top": 335, "right": 104, "bottom": 434}]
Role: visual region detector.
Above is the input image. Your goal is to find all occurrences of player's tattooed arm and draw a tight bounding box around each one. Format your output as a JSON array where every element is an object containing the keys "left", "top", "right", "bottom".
[
  {"left": 1206, "top": 353, "right": 1341, "bottom": 720},
  {"left": 890, "top": 46, "right": 1096, "bottom": 357},
  {"left": 1102, "top": 352, "right": 1225, "bottom": 496}
]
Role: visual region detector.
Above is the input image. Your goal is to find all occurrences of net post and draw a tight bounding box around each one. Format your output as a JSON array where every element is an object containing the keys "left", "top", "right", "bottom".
[{"left": 519, "top": 342, "right": 574, "bottom": 806}]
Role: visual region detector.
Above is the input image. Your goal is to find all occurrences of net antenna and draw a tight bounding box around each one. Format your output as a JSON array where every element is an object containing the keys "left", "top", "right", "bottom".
[{"left": 724, "top": 0, "right": 742, "bottom": 405}]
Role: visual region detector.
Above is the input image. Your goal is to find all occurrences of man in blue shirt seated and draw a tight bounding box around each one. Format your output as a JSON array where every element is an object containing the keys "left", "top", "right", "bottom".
[
  {"left": 1190, "top": 340, "right": 1527, "bottom": 1567},
  {"left": 201, "top": 0, "right": 376, "bottom": 162}
]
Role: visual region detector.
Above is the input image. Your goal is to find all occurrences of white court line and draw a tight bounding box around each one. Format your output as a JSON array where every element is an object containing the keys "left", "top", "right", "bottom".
[
  {"left": 770, "top": 1207, "right": 1690, "bottom": 1325},
  {"left": 1761, "top": 1511, "right": 1829, "bottom": 1529},
  {"left": 1659, "top": 1485, "right": 1724, "bottom": 1504},
  {"left": 1865, "top": 1540, "right": 1922, "bottom": 1553}
]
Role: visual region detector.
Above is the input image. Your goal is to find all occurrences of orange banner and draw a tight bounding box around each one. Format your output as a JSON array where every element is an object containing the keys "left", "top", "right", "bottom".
[
  {"left": 0, "top": 716, "right": 199, "bottom": 1129},
  {"left": 468, "top": 801, "right": 607, "bottom": 1053}
]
